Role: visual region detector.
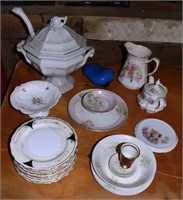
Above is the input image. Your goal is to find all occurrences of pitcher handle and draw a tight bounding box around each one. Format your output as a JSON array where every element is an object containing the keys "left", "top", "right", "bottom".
[{"left": 146, "top": 57, "right": 160, "bottom": 76}]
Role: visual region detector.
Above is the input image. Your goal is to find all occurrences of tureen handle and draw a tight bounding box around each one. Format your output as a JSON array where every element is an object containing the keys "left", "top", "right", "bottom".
[
  {"left": 79, "top": 47, "right": 95, "bottom": 67},
  {"left": 17, "top": 40, "right": 31, "bottom": 64},
  {"left": 12, "top": 7, "right": 35, "bottom": 38}
]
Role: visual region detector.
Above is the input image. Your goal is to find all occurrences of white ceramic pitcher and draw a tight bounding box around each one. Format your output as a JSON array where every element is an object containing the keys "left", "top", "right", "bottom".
[{"left": 118, "top": 42, "right": 160, "bottom": 89}]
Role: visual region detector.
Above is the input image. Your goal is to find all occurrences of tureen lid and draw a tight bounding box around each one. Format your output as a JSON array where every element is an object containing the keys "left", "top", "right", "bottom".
[
  {"left": 24, "top": 16, "right": 86, "bottom": 55},
  {"left": 144, "top": 79, "right": 167, "bottom": 98}
]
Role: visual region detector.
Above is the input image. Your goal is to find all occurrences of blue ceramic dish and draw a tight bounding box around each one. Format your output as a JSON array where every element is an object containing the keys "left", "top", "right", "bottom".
[{"left": 83, "top": 63, "right": 114, "bottom": 86}]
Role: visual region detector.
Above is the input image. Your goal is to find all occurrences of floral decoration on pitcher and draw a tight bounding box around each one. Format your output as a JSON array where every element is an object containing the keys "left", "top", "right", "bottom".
[{"left": 121, "top": 62, "right": 142, "bottom": 82}]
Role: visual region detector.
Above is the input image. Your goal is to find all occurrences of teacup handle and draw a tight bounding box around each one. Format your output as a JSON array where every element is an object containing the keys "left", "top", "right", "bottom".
[{"left": 146, "top": 57, "right": 160, "bottom": 76}]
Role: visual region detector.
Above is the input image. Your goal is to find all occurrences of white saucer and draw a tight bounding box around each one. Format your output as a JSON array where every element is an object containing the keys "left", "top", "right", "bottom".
[
  {"left": 135, "top": 118, "right": 178, "bottom": 153},
  {"left": 68, "top": 89, "right": 128, "bottom": 131},
  {"left": 91, "top": 134, "right": 157, "bottom": 196}
]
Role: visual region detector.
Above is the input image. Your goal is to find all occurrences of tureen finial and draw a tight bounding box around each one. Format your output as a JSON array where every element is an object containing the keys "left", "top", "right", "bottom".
[{"left": 50, "top": 16, "right": 67, "bottom": 27}]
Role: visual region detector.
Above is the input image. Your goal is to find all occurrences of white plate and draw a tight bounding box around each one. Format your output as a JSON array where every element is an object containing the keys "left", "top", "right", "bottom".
[
  {"left": 14, "top": 154, "right": 77, "bottom": 184},
  {"left": 91, "top": 164, "right": 131, "bottom": 196},
  {"left": 10, "top": 117, "right": 78, "bottom": 169},
  {"left": 13, "top": 151, "right": 77, "bottom": 175},
  {"left": 135, "top": 118, "right": 178, "bottom": 153},
  {"left": 91, "top": 134, "right": 156, "bottom": 196},
  {"left": 68, "top": 89, "right": 128, "bottom": 131}
]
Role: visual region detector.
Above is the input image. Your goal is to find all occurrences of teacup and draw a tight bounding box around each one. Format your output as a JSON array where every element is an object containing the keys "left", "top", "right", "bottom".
[
  {"left": 82, "top": 90, "right": 116, "bottom": 113},
  {"left": 80, "top": 90, "right": 119, "bottom": 127},
  {"left": 119, "top": 142, "right": 140, "bottom": 169}
]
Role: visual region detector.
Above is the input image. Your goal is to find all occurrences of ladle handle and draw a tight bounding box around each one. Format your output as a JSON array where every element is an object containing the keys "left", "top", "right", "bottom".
[
  {"left": 146, "top": 57, "right": 160, "bottom": 76},
  {"left": 12, "top": 7, "right": 35, "bottom": 38}
]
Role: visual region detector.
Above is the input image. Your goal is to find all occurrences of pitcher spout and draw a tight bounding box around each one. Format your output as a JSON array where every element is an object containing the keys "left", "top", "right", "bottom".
[
  {"left": 124, "top": 42, "right": 137, "bottom": 52},
  {"left": 124, "top": 42, "right": 152, "bottom": 58}
]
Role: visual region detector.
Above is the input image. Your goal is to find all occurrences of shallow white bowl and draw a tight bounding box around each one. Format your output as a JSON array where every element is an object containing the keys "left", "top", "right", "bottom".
[
  {"left": 79, "top": 90, "right": 119, "bottom": 126},
  {"left": 10, "top": 80, "right": 62, "bottom": 118},
  {"left": 81, "top": 90, "right": 116, "bottom": 113}
]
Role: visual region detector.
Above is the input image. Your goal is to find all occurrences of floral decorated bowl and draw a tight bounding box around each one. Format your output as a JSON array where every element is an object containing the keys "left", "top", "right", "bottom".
[
  {"left": 10, "top": 80, "right": 62, "bottom": 118},
  {"left": 68, "top": 89, "right": 128, "bottom": 131},
  {"left": 79, "top": 90, "right": 119, "bottom": 126},
  {"left": 81, "top": 90, "right": 116, "bottom": 113}
]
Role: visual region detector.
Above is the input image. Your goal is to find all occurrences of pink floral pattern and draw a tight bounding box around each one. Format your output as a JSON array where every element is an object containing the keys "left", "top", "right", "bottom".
[
  {"left": 142, "top": 127, "right": 169, "bottom": 144},
  {"left": 32, "top": 97, "right": 44, "bottom": 105},
  {"left": 140, "top": 93, "right": 155, "bottom": 105},
  {"left": 121, "top": 62, "right": 142, "bottom": 82}
]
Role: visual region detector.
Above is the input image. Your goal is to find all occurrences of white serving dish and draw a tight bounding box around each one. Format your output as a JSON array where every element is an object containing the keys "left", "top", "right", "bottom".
[
  {"left": 10, "top": 80, "right": 61, "bottom": 118},
  {"left": 12, "top": 7, "right": 95, "bottom": 93}
]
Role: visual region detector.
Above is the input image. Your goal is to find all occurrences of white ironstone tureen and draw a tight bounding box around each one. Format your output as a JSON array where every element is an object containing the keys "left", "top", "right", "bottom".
[{"left": 12, "top": 7, "right": 95, "bottom": 93}]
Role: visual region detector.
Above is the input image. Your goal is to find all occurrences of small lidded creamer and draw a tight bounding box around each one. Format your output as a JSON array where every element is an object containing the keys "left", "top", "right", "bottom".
[{"left": 137, "top": 76, "right": 168, "bottom": 113}]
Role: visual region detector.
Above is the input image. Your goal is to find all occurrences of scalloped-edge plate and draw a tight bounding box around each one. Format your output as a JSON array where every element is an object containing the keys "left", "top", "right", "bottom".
[{"left": 10, "top": 117, "right": 78, "bottom": 169}]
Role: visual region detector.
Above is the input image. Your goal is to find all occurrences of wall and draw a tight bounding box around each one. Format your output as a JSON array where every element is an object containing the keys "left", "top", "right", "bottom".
[{"left": 1, "top": 1, "right": 182, "bottom": 86}]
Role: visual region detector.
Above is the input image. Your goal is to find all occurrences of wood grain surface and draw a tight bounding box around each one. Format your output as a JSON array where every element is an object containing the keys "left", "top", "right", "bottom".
[{"left": 1, "top": 60, "right": 182, "bottom": 199}]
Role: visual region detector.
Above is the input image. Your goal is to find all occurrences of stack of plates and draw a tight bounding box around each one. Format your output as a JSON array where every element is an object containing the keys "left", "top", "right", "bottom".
[
  {"left": 10, "top": 117, "right": 78, "bottom": 184},
  {"left": 90, "top": 134, "right": 157, "bottom": 196}
]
